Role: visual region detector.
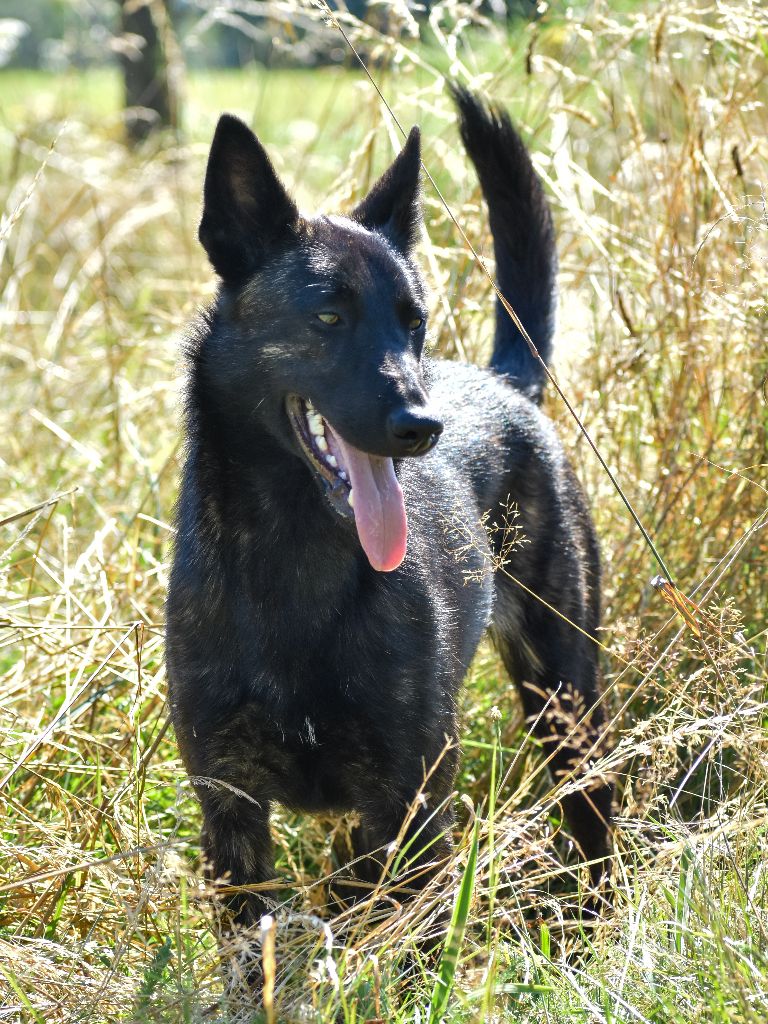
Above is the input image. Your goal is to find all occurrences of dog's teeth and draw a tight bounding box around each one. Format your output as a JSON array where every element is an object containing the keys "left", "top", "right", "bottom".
[
  {"left": 316, "top": 436, "right": 329, "bottom": 452},
  {"left": 339, "top": 470, "right": 348, "bottom": 482},
  {"left": 347, "top": 489, "right": 355, "bottom": 508},
  {"left": 327, "top": 455, "right": 337, "bottom": 468},
  {"left": 309, "top": 417, "right": 324, "bottom": 437}
]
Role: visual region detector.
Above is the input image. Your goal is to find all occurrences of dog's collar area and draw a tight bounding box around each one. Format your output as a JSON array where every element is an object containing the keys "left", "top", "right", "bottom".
[{"left": 286, "top": 395, "right": 355, "bottom": 519}]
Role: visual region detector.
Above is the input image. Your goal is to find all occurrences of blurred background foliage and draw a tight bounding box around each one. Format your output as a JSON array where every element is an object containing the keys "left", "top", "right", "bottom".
[
  {"left": 0, "top": 1, "right": 541, "bottom": 72},
  {"left": 0, "top": 1, "right": 551, "bottom": 143}
]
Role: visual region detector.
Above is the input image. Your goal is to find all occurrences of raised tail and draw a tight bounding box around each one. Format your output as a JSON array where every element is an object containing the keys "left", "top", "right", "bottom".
[{"left": 453, "top": 87, "right": 557, "bottom": 404}]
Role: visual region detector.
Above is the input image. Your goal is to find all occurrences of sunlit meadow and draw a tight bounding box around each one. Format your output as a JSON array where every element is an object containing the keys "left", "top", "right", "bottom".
[{"left": 1, "top": 2, "right": 767, "bottom": 1020}]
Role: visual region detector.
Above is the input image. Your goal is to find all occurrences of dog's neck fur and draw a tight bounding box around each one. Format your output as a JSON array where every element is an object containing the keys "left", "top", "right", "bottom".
[{"left": 185, "top": 356, "right": 363, "bottom": 593}]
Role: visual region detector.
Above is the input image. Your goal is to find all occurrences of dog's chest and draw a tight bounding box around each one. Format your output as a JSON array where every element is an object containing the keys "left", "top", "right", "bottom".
[{"left": 208, "top": 675, "right": 456, "bottom": 814}]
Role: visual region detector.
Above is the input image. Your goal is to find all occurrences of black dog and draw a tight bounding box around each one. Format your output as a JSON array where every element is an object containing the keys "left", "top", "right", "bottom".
[{"left": 166, "top": 89, "right": 613, "bottom": 935}]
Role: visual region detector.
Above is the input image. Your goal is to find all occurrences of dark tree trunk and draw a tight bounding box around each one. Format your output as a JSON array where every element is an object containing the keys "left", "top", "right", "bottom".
[{"left": 120, "top": 0, "right": 179, "bottom": 144}]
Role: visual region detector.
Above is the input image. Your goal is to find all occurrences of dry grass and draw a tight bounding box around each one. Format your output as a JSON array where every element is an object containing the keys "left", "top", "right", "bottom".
[{"left": 1, "top": 1, "right": 767, "bottom": 1020}]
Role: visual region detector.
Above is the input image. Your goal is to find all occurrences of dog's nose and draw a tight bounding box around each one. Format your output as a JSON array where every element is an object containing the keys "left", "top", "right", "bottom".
[{"left": 387, "top": 407, "right": 443, "bottom": 456}]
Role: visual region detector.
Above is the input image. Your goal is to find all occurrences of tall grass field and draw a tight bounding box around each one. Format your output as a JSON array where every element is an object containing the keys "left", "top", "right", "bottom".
[{"left": 1, "top": 1, "right": 767, "bottom": 1020}]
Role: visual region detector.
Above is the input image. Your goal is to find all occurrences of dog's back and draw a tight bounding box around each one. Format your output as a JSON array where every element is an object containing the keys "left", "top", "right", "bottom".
[{"left": 166, "top": 92, "right": 612, "bottom": 940}]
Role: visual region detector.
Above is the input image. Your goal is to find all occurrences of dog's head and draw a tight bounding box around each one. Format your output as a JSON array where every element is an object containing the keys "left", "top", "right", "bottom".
[{"left": 197, "top": 115, "right": 443, "bottom": 572}]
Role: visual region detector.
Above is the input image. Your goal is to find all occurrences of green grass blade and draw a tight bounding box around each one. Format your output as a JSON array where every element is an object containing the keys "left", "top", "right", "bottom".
[
  {"left": 0, "top": 966, "right": 45, "bottom": 1024},
  {"left": 428, "top": 819, "right": 479, "bottom": 1023}
]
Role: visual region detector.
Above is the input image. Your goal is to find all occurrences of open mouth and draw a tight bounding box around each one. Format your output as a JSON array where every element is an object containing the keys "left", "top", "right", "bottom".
[{"left": 286, "top": 395, "right": 408, "bottom": 573}]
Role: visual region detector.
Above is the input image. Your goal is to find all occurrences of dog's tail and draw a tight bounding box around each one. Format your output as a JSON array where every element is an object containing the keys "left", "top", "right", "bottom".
[{"left": 453, "top": 87, "right": 556, "bottom": 404}]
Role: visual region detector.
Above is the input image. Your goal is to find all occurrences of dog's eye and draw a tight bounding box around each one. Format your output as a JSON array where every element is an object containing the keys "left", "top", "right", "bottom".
[
  {"left": 409, "top": 316, "right": 424, "bottom": 331},
  {"left": 317, "top": 312, "right": 340, "bottom": 325}
]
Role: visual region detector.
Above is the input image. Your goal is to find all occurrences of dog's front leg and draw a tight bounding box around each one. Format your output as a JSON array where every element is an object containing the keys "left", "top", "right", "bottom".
[
  {"left": 198, "top": 786, "right": 276, "bottom": 931},
  {"left": 337, "top": 795, "right": 456, "bottom": 962},
  {"left": 350, "top": 798, "right": 455, "bottom": 903}
]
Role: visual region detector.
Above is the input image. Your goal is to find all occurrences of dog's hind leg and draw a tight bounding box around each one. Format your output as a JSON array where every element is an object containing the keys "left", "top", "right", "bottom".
[{"left": 492, "top": 589, "right": 614, "bottom": 908}]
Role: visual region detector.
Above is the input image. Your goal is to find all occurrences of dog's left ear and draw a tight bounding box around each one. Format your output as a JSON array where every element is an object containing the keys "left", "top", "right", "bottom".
[{"left": 352, "top": 127, "right": 422, "bottom": 253}]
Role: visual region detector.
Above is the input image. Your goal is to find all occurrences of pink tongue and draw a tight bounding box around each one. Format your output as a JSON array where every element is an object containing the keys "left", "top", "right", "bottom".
[{"left": 329, "top": 431, "right": 408, "bottom": 572}]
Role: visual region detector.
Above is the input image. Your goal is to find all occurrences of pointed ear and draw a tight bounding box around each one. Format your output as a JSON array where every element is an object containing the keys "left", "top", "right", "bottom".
[
  {"left": 199, "top": 114, "right": 299, "bottom": 283},
  {"left": 351, "top": 127, "right": 422, "bottom": 252}
]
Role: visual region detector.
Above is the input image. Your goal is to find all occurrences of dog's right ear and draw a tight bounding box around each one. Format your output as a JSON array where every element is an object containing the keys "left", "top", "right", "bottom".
[{"left": 199, "top": 114, "right": 299, "bottom": 284}]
